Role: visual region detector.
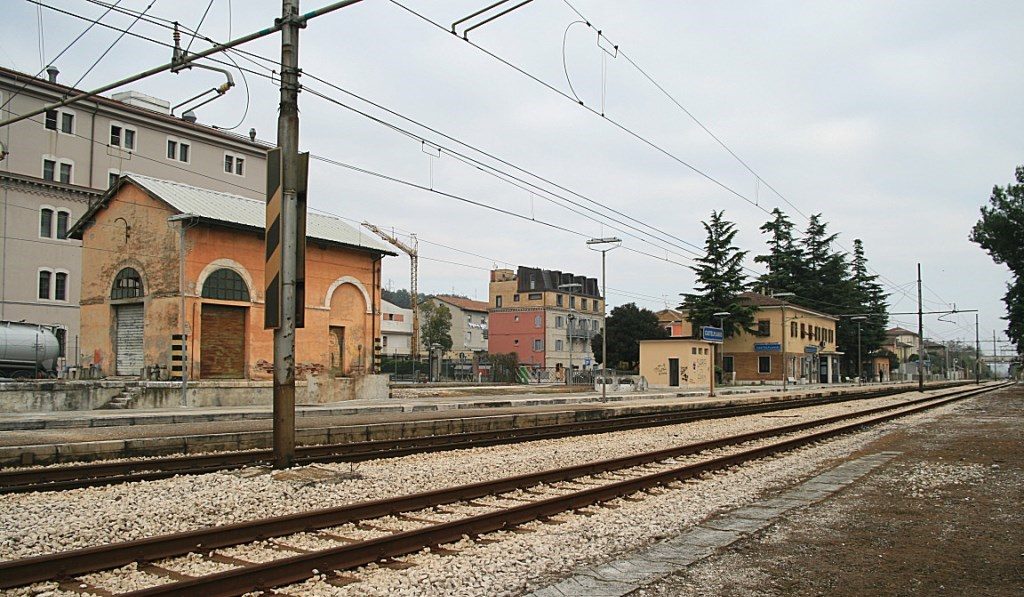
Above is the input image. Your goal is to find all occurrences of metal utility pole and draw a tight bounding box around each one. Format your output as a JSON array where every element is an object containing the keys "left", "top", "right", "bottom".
[
  {"left": 917, "top": 263, "right": 924, "bottom": 393},
  {"left": 852, "top": 315, "right": 866, "bottom": 385},
  {"left": 586, "top": 237, "right": 621, "bottom": 400},
  {"left": 363, "top": 223, "right": 420, "bottom": 361},
  {"left": 993, "top": 331, "right": 998, "bottom": 380},
  {"left": 772, "top": 292, "right": 795, "bottom": 392},
  {"left": 272, "top": 0, "right": 303, "bottom": 470},
  {"left": 975, "top": 313, "right": 980, "bottom": 385},
  {"left": 558, "top": 282, "right": 582, "bottom": 385}
]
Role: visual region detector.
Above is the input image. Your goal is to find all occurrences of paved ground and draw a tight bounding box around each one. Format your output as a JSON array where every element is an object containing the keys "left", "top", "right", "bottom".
[{"left": 533, "top": 383, "right": 1023, "bottom": 597}]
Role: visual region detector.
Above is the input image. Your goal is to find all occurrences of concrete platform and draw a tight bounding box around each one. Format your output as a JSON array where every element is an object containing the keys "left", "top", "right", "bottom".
[{"left": 0, "top": 381, "right": 936, "bottom": 467}]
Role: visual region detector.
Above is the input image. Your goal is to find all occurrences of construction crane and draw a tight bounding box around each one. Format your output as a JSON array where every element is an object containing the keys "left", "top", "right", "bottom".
[{"left": 362, "top": 222, "right": 420, "bottom": 361}]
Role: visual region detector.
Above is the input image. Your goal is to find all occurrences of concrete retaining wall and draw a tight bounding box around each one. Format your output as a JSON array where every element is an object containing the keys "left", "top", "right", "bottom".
[{"left": 0, "top": 374, "right": 390, "bottom": 412}]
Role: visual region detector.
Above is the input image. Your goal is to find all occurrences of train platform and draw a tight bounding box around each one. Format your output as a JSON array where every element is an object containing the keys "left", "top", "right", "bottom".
[{"left": 0, "top": 381, "right": 935, "bottom": 467}]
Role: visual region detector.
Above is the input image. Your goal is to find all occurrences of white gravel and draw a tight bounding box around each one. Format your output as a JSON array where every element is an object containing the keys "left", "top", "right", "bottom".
[{"left": 0, "top": 390, "right": 966, "bottom": 596}]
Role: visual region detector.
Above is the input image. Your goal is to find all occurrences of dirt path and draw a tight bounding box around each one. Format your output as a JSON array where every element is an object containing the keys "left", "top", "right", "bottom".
[{"left": 634, "top": 384, "right": 1024, "bottom": 597}]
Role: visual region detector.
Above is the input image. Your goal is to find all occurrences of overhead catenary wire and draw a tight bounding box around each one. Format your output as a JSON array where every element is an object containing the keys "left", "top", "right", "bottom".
[
  {"left": 1, "top": 0, "right": 125, "bottom": 112},
  {"left": 34, "top": 0, "right": 950, "bottom": 317},
  {"left": 390, "top": 0, "right": 921, "bottom": 304},
  {"left": 70, "top": 0, "right": 158, "bottom": 90}
]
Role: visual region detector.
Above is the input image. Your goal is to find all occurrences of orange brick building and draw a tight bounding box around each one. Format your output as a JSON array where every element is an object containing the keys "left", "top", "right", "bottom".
[{"left": 69, "top": 174, "right": 393, "bottom": 380}]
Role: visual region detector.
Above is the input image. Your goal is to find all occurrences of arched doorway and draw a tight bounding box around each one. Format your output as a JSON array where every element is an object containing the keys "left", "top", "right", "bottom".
[
  {"left": 328, "top": 281, "right": 368, "bottom": 376},
  {"left": 199, "top": 268, "right": 250, "bottom": 379},
  {"left": 111, "top": 267, "right": 144, "bottom": 376}
]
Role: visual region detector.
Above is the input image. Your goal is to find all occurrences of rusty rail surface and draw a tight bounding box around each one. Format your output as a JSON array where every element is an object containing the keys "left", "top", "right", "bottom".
[
  {"left": 0, "top": 382, "right": 966, "bottom": 494},
  {"left": 0, "top": 382, "right": 1004, "bottom": 593}
]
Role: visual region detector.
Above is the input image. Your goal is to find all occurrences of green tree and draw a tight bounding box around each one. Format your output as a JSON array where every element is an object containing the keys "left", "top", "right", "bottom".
[
  {"left": 970, "top": 165, "right": 1024, "bottom": 354},
  {"left": 590, "top": 302, "right": 666, "bottom": 369},
  {"left": 382, "top": 288, "right": 412, "bottom": 309},
  {"left": 849, "top": 238, "right": 889, "bottom": 373},
  {"left": 420, "top": 300, "right": 453, "bottom": 351},
  {"left": 680, "top": 211, "right": 756, "bottom": 338},
  {"left": 753, "top": 208, "right": 804, "bottom": 295}
]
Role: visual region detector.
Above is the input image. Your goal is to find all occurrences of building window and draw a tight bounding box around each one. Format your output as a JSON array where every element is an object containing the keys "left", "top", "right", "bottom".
[
  {"left": 556, "top": 316, "right": 564, "bottom": 328},
  {"left": 758, "top": 356, "right": 771, "bottom": 374},
  {"left": 723, "top": 356, "right": 734, "bottom": 373},
  {"left": 791, "top": 321, "right": 798, "bottom": 337},
  {"left": 495, "top": 295, "right": 503, "bottom": 308},
  {"left": 757, "top": 319, "right": 771, "bottom": 336},
  {"left": 40, "top": 208, "right": 54, "bottom": 237},
  {"left": 111, "top": 267, "right": 144, "bottom": 299},
  {"left": 534, "top": 315, "right": 542, "bottom": 328},
  {"left": 54, "top": 272, "right": 68, "bottom": 301},
  {"left": 691, "top": 347, "right": 697, "bottom": 355},
  {"left": 109, "top": 171, "right": 120, "bottom": 188},
  {"left": 527, "top": 292, "right": 542, "bottom": 300},
  {"left": 59, "top": 162, "right": 72, "bottom": 184},
  {"left": 56, "top": 210, "right": 70, "bottom": 239},
  {"left": 110, "top": 124, "right": 137, "bottom": 150},
  {"left": 800, "top": 323, "right": 806, "bottom": 339},
  {"left": 167, "top": 137, "right": 190, "bottom": 162},
  {"left": 581, "top": 298, "right": 588, "bottom": 310},
  {"left": 513, "top": 294, "right": 520, "bottom": 302},
  {"left": 382, "top": 335, "right": 388, "bottom": 348},
  {"left": 44, "top": 109, "right": 75, "bottom": 134},
  {"left": 529, "top": 274, "right": 536, "bottom": 290},
  {"left": 38, "top": 269, "right": 52, "bottom": 300},
  {"left": 42, "top": 159, "right": 56, "bottom": 181},
  {"left": 201, "top": 268, "right": 250, "bottom": 301},
  {"left": 555, "top": 339, "right": 563, "bottom": 351},
  {"left": 224, "top": 153, "right": 245, "bottom": 176},
  {"left": 665, "top": 326, "right": 673, "bottom": 335},
  {"left": 556, "top": 294, "right": 563, "bottom": 307},
  {"left": 570, "top": 296, "right": 576, "bottom": 309},
  {"left": 533, "top": 339, "right": 543, "bottom": 351}
]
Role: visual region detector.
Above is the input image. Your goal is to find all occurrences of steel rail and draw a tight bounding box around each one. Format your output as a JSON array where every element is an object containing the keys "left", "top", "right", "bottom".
[
  {"left": 0, "top": 382, "right": 1004, "bottom": 591},
  {"left": 122, "top": 382, "right": 1008, "bottom": 597},
  {"left": 0, "top": 382, "right": 964, "bottom": 493}
]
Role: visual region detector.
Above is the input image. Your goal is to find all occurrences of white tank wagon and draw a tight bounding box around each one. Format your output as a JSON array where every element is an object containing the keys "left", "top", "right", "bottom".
[{"left": 0, "top": 321, "right": 61, "bottom": 378}]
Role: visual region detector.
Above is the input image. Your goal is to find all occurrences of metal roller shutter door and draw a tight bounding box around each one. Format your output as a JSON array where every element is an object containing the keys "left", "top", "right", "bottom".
[
  {"left": 200, "top": 305, "right": 246, "bottom": 378},
  {"left": 115, "top": 304, "right": 144, "bottom": 376}
]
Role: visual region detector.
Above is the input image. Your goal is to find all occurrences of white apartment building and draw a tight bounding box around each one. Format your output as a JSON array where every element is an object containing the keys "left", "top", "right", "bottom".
[
  {"left": 0, "top": 66, "right": 268, "bottom": 362},
  {"left": 380, "top": 299, "right": 413, "bottom": 355}
]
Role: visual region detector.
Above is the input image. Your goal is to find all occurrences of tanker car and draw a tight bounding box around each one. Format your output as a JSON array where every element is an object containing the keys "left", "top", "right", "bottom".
[{"left": 0, "top": 321, "right": 61, "bottom": 378}]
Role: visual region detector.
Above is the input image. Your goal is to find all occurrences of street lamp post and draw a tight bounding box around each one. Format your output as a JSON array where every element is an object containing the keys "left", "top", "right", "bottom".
[
  {"left": 558, "top": 282, "right": 583, "bottom": 386},
  {"left": 587, "top": 237, "right": 621, "bottom": 401},
  {"left": 852, "top": 316, "right": 867, "bottom": 385},
  {"left": 771, "top": 292, "right": 795, "bottom": 392}
]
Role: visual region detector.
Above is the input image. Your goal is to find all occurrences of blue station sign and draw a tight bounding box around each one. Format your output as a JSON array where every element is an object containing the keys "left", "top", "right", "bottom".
[
  {"left": 804, "top": 345, "right": 818, "bottom": 354},
  {"left": 701, "top": 326, "right": 724, "bottom": 343},
  {"left": 754, "top": 342, "right": 782, "bottom": 352}
]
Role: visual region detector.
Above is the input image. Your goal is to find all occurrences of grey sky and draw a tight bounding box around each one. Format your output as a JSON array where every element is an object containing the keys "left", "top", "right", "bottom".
[{"left": 2, "top": 0, "right": 1021, "bottom": 354}]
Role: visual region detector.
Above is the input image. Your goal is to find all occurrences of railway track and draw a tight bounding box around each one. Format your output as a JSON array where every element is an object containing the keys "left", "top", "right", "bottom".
[
  {"left": 0, "top": 382, "right": 1007, "bottom": 595},
  {"left": 0, "top": 382, "right": 967, "bottom": 494}
]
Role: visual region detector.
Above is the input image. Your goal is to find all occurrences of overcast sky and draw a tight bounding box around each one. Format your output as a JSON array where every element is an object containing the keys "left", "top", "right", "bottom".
[{"left": 3, "top": 0, "right": 1021, "bottom": 355}]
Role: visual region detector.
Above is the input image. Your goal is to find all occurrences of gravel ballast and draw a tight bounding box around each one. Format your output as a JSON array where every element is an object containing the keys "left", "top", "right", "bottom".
[{"left": 0, "top": 388, "right": 981, "bottom": 595}]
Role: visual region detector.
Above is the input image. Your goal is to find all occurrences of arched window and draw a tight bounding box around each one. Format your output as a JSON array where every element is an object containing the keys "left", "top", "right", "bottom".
[
  {"left": 111, "top": 268, "right": 144, "bottom": 299},
  {"left": 202, "top": 268, "right": 250, "bottom": 301}
]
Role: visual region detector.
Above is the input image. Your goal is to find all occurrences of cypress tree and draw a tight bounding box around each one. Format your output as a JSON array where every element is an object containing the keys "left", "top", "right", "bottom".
[
  {"left": 753, "top": 207, "right": 804, "bottom": 295},
  {"left": 681, "top": 211, "right": 756, "bottom": 338}
]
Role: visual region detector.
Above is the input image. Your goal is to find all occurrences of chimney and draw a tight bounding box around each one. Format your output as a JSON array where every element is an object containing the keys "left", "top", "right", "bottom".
[
  {"left": 182, "top": 110, "right": 197, "bottom": 123},
  {"left": 45, "top": 65, "right": 59, "bottom": 83},
  {"left": 248, "top": 128, "right": 257, "bottom": 142}
]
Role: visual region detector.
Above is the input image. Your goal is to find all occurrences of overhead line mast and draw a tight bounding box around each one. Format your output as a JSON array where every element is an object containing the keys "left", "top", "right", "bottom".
[{"left": 363, "top": 223, "right": 420, "bottom": 362}]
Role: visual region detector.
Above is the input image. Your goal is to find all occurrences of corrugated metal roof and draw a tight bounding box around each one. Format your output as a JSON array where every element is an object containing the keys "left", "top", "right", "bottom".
[{"left": 126, "top": 173, "right": 392, "bottom": 254}]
